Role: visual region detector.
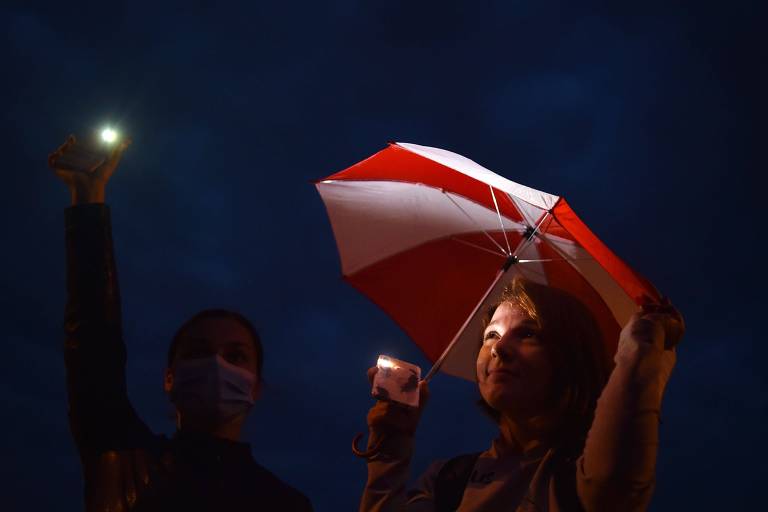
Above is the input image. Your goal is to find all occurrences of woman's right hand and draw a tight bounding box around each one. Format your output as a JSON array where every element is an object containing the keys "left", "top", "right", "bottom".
[
  {"left": 48, "top": 134, "right": 130, "bottom": 205},
  {"left": 365, "top": 366, "right": 430, "bottom": 438}
]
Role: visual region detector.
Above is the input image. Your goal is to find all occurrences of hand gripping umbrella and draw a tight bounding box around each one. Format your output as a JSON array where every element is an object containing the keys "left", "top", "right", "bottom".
[{"left": 315, "top": 142, "right": 659, "bottom": 382}]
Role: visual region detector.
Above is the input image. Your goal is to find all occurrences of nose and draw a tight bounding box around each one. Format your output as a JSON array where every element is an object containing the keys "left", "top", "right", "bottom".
[{"left": 491, "top": 332, "right": 517, "bottom": 361}]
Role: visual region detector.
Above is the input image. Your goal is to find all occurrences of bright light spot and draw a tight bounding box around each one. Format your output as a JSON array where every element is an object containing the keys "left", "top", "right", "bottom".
[
  {"left": 377, "top": 356, "right": 396, "bottom": 369},
  {"left": 101, "top": 128, "right": 118, "bottom": 143},
  {"left": 321, "top": 180, "right": 335, "bottom": 184}
]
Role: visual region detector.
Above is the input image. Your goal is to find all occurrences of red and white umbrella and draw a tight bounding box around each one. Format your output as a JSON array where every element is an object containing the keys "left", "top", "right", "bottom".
[{"left": 316, "top": 142, "right": 659, "bottom": 381}]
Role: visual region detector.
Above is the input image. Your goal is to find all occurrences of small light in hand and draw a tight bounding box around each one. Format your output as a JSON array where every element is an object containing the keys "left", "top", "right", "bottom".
[
  {"left": 377, "top": 356, "right": 398, "bottom": 370},
  {"left": 101, "top": 128, "right": 118, "bottom": 144}
]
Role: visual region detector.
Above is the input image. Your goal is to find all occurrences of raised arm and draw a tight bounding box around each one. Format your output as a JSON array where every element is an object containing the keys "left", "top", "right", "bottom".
[
  {"left": 50, "top": 135, "right": 152, "bottom": 456},
  {"left": 577, "top": 299, "right": 684, "bottom": 511},
  {"left": 359, "top": 367, "right": 432, "bottom": 512}
]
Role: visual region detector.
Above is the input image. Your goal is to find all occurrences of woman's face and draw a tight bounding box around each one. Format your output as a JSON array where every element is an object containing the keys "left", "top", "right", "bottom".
[
  {"left": 164, "top": 317, "right": 261, "bottom": 401},
  {"left": 476, "top": 302, "right": 554, "bottom": 419}
]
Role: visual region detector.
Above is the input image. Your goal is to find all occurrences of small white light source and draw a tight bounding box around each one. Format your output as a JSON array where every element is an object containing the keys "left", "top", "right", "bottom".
[
  {"left": 377, "top": 356, "right": 395, "bottom": 369},
  {"left": 101, "top": 128, "right": 118, "bottom": 143}
]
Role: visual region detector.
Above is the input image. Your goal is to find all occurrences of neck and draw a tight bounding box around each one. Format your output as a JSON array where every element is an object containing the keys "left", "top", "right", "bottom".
[
  {"left": 176, "top": 413, "right": 245, "bottom": 442},
  {"left": 497, "top": 412, "right": 554, "bottom": 455}
]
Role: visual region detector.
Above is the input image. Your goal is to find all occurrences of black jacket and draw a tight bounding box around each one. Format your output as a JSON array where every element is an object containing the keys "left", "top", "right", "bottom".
[{"left": 64, "top": 204, "right": 312, "bottom": 511}]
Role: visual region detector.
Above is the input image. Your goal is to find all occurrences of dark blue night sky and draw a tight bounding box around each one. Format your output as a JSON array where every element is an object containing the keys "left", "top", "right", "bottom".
[{"left": 2, "top": 1, "right": 765, "bottom": 510}]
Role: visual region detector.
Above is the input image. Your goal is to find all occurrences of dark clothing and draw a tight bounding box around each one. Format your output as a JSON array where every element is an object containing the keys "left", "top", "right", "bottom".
[{"left": 64, "top": 204, "right": 312, "bottom": 511}]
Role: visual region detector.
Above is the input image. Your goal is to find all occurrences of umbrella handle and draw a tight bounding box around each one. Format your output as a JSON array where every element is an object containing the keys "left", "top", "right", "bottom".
[{"left": 351, "top": 432, "right": 384, "bottom": 459}]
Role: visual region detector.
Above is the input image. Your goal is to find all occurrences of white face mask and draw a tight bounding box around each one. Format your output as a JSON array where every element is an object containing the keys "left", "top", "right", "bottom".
[{"left": 170, "top": 355, "right": 256, "bottom": 423}]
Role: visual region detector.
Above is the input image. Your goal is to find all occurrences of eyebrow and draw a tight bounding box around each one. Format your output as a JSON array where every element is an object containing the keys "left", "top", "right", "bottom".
[
  {"left": 221, "top": 341, "right": 253, "bottom": 351},
  {"left": 485, "top": 319, "right": 539, "bottom": 331},
  {"left": 182, "top": 338, "right": 251, "bottom": 351}
]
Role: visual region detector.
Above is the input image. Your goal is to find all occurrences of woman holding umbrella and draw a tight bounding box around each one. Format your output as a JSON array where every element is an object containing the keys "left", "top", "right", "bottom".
[
  {"left": 358, "top": 277, "right": 683, "bottom": 512},
  {"left": 315, "top": 142, "right": 683, "bottom": 511}
]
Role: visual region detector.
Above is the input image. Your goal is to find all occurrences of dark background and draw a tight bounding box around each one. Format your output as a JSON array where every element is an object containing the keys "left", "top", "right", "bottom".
[{"left": 2, "top": 1, "right": 765, "bottom": 510}]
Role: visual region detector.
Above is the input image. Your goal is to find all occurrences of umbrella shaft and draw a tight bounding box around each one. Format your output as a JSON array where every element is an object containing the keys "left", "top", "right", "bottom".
[{"left": 423, "top": 257, "right": 514, "bottom": 382}]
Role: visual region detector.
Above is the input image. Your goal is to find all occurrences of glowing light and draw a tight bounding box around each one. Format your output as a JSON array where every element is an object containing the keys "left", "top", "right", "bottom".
[
  {"left": 321, "top": 180, "right": 335, "bottom": 184},
  {"left": 101, "top": 128, "right": 118, "bottom": 143},
  {"left": 377, "top": 356, "right": 396, "bottom": 369}
]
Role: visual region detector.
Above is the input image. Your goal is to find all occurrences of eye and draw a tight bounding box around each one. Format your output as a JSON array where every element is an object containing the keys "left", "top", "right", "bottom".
[
  {"left": 483, "top": 330, "right": 500, "bottom": 345},
  {"left": 180, "top": 347, "right": 209, "bottom": 359},
  {"left": 520, "top": 329, "right": 541, "bottom": 343},
  {"left": 225, "top": 352, "right": 247, "bottom": 364}
]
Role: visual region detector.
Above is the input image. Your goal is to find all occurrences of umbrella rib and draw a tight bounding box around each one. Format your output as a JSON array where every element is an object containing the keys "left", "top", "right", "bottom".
[
  {"left": 517, "top": 257, "right": 594, "bottom": 263},
  {"left": 451, "top": 236, "right": 508, "bottom": 258},
  {"left": 489, "top": 185, "right": 512, "bottom": 255},
  {"left": 442, "top": 192, "right": 509, "bottom": 255},
  {"left": 512, "top": 212, "right": 553, "bottom": 258}
]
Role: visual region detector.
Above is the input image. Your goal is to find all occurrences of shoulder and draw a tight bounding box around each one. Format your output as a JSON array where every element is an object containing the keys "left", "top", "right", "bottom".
[
  {"left": 409, "top": 453, "right": 481, "bottom": 508},
  {"left": 435, "top": 452, "right": 482, "bottom": 483}
]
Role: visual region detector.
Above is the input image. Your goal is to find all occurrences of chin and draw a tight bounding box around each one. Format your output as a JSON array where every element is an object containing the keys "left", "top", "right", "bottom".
[
  {"left": 486, "top": 392, "right": 538, "bottom": 417},
  {"left": 484, "top": 393, "right": 516, "bottom": 412}
]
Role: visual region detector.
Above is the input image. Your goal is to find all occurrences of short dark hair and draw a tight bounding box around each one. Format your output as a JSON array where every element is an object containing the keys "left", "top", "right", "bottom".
[{"left": 167, "top": 309, "right": 263, "bottom": 380}]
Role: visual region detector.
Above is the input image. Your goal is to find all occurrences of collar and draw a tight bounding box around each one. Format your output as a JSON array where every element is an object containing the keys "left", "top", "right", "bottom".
[{"left": 172, "top": 429, "right": 254, "bottom": 465}]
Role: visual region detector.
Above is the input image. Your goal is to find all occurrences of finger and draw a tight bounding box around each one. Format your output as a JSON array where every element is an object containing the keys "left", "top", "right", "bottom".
[
  {"left": 627, "top": 310, "right": 644, "bottom": 324},
  {"left": 95, "top": 138, "right": 130, "bottom": 177},
  {"left": 638, "top": 305, "right": 685, "bottom": 345},
  {"left": 49, "top": 137, "right": 71, "bottom": 167},
  {"left": 418, "top": 380, "right": 430, "bottom": 410},
  {"left": 637, "top": 293, "right": 656, "bottom": 307},
  {"left": 662, "top": 300, "right": 684, "bottom": 324},
  {"left": 58, "top": 134, "right": 77, "bottom": 155},
  {"left": 367, "top": 366, "right": 378, "bottom": 385},
  {"left": 626, "top": 314, "right": 666, "bottom": 348},
  {"left": 641, "top": 302, "right": 682, "bottom": 324},
  {"left": 48, "top": 135, "right": 78, "bottom": 169},
  {"left": 107, "top": 139, "right": 129, "bottom": 167}
]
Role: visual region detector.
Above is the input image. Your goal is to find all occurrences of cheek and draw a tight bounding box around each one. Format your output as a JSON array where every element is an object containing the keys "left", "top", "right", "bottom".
[
  {"left": 475, "top": 346, "right": 492, "bottom": 381},
  {"left": 525, "top": 349, "right": 554, "bottom": 390}
]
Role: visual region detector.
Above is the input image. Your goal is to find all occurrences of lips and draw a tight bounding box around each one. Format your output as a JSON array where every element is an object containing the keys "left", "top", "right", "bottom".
[{"left": 488, "top": 367, "right": 521, "bottom": 378}]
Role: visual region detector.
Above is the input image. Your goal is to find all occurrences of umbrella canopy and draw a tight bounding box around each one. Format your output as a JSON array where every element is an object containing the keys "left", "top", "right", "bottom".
[{"left": 316, "top": 142, "right": 659, "bottom": 381}]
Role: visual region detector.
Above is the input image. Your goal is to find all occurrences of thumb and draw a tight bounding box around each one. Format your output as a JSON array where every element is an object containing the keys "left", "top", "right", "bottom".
[
  {"left": 417, "top": 379, "right": 430, "bottom": 412},
  {"left": 99, "top": 138, "right": 131, "bottom": 179},
  {"left": 367, "top": 366, "right": 378, "bottom": 386}
]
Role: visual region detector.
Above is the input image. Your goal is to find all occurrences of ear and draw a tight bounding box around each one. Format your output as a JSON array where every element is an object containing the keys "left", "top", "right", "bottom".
[{"left": 164, "top": 367, "right": 174, "bottom": 394}]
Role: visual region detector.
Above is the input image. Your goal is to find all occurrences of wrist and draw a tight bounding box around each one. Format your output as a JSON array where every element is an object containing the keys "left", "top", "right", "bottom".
[
  {"left": 615, "top": 337, "right": 676, "bottom": 394},
  {"left": 70, "top": 182, "right": 106, "bottom": 205},
  {"left": 367, "top": 430, "right": 415, "bottom": 461}
]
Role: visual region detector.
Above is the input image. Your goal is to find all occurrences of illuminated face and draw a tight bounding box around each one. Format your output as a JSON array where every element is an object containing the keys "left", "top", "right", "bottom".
[{"left": 476, "top": 302, "right": 554, "bottom": 418}]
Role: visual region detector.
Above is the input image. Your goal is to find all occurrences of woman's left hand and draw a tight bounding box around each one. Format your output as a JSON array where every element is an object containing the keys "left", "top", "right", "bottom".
[
  {"left": 623, "top": 297, "right": 685, "bottom": 351},
  {"left": 616, "top": 297, "right": 684, "bottom": 388}
]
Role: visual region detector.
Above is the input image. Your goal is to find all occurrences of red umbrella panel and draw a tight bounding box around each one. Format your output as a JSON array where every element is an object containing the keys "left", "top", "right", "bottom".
[{"left": 316, "top": 142, "right": 659, "bottom": 381}]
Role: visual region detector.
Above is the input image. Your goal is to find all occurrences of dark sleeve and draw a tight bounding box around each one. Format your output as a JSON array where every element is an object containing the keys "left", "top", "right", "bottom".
[
  {"left": 294, "top": 492, "right": 313, "bottom": 512},
  {"left": 64, "top": 204, "right": 154, "bottom": 456}
]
